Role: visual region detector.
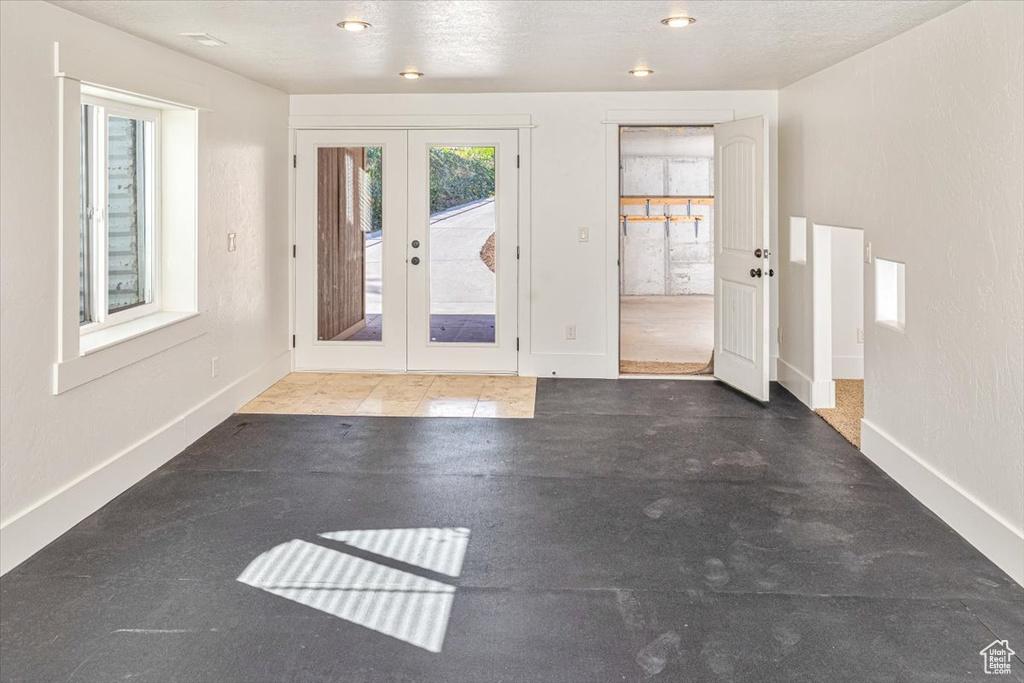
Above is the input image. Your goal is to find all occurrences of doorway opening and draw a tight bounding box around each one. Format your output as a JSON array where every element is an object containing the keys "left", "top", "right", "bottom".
[
  {"left": 618, "top": 125, "right": 715, "bottom": 376},
  {"left": 812, "top": 223, "right": 865, "bottom": 446}
]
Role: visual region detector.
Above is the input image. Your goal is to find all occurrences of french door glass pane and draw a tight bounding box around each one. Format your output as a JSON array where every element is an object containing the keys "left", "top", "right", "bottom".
[
  {"left": 106, "top": 116, "right": 150, "bottom": 313},
  {"left": 316, "top": 146, "right": 383, "bottom": 342},
  {"left": 427, "top": 146, "right": 496, "bottom": 344}
]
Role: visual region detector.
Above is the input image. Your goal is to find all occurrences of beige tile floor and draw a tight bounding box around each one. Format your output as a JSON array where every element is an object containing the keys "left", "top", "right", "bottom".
[{"left": 239, "top": 373, "right": 536, "bottom": 419}]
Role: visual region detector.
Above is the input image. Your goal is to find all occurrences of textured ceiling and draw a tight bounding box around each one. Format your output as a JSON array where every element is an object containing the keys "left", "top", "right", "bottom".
[{"left": 49, "top": 0, "right": 964, "bottom": 94}]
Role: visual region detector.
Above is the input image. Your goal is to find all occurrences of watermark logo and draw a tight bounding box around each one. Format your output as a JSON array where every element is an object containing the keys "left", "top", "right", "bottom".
[{"left": 980, "top": 640, "right": 1015, "bottom": 675}]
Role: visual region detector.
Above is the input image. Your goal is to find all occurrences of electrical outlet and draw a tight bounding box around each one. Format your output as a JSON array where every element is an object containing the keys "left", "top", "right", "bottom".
[
  {"left": 578, "top": 227, "right": 589, "bottom": 243},
  {"left": 857, "top": 328, "right": 865, "bottom": 344},
  {"left": 211, "top": 356, "right": 219, "bottom": 378},
  {"left": 228, "top": 233, "right": 237, "bottom": 252},
  {"left": 565, "top": 324, "right": 577, "bottom": 340}
]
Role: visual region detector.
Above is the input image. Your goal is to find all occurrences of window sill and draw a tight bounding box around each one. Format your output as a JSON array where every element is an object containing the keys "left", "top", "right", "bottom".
[{"left": 54, "top": 311, "right": 204, "bottom": 394}]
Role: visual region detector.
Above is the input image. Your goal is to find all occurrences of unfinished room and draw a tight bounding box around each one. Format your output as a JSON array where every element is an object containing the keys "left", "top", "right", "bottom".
[{"left": 1, "top": 1, "right": 1021, "bottom": 681}]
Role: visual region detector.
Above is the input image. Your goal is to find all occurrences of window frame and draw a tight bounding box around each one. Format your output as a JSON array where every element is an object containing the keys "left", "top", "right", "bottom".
[{"left": 80, "top": 95, "right": 162, "bottom": 334}]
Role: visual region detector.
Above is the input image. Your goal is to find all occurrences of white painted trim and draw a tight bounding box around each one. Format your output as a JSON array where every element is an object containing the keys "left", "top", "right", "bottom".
[
  {"left": 861, "top": 419, "right": 1024, "bottom": 587},
  {"left": 517, "top": 127, "right": 533, "bottom": 374},
  {"left": 831, "top": 355, "right": 864, "bottom": 379},
  {"left": 519, "top": 352, "right": 607, "bottom": 379},
  {"left": 777, "top": 357, "right": 835, "bottom": 409},
  {"left": 289, "top": 114, "right": 533, "bottom": 130},
  {"left": 2, "top": 351, "right": 291, "bottom": 576},
  {"left": 811, "top": 223, "right": 833, "bottom": 386},
  {"left": 54, "top": 313, "right": 205, "bottom": 394},
  {"left": 602, "top": 109, "right": 735, "bottom": 125},
  {"left": 54, "top": 42, "right": 211, "bottom": 111}
]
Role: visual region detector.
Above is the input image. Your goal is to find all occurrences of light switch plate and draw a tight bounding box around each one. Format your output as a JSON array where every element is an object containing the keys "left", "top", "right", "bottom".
[
  {"left": 578, "top": 227, "right": 589, "bottom": 243},
  {"left": 228, "top": 232, "right": 237, "bottom": 252}
]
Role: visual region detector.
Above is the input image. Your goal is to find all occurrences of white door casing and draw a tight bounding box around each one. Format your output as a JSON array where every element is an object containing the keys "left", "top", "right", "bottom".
[{"left": 713, "top": 116, "right": 770, "bottom": 401}]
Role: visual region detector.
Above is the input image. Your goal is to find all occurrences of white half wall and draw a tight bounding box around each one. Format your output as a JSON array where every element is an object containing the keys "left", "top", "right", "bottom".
[
  {"left": 290, "top": 91, "right": 778, "bottom": 379},
  {"left": 830, "top": 226, "right": 864, "bottom": 379},
  {"left": 0, "top": 1, "right": 290, "bottom": 574},
  {"left": 777, "top": 1, "right": 1024, "bottom": 583}
]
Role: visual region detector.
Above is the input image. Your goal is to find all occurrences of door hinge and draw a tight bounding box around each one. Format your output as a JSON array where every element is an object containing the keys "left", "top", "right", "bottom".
[
  {"left": 292, "top": 334, "right": 296, "bottom": 348},
  {"left": 516, "top": 246, "right": 520, "bottom": 260},
  {"left": 293, "top": 154, "right": 297, "bottom": 168},
  {"left": 292, "top": 244, "right": 296, "bottom": 258},
  {"left": 516, "top": 154, "right": 520, "bottom": 169},
  {"left": 516, "top": 337, "right": 520, "bottom": 351}
]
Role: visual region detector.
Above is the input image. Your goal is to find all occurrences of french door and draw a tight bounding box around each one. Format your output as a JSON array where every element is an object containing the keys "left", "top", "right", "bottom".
[{"left": 293, "top": 129, "right": 519, "bottom": 374}]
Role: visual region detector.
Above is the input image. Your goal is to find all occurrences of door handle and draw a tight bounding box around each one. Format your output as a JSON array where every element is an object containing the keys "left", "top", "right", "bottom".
[
  {"left": 411, "top": 240, "right": 420, "bottom": 248},
  {"left": 411, "top": 256, "right": 421, "bottom": 265},
  {"left": 750, "top": 268, "right": 762, "bottom": 278}
]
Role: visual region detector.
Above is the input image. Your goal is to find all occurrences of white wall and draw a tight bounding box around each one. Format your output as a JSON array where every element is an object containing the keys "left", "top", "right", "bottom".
[
  {"left": 291, "top": 92, "right": 778, "bottom": 377},
  {"left": 778, "top": 0, "right": 1024, "bottom": 583},
  {"left": 0, "top": 1, "right": 290, "bottom": 574},
  {"left": 830, "top": 227, "right": 864, "bottom": 379}
]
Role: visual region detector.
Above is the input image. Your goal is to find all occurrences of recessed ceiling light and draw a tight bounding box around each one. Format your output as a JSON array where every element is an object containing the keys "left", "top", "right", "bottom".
[
  {"left": 629, "top": 68, "right": 654, "bottom": 77},
  {"left": 181, "top": 32, "right": 227, "bottom": 47},
  {"left": 661, "top": 16, "right": 696, "bottom": 28},
  {"left": 337, "top": 20, "right": 371, "bottom": 32},
  {"left": 400, "top": 70, "right": 424, "bottom": 80}
]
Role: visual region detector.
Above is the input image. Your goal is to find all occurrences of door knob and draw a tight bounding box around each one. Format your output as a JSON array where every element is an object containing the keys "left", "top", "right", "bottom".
[
  {"left": 750, "top": 268, "right": 762, "bottom": 278},
  {"left": 411, "top": 240, "right": 420, "bottom": 248},
  {"left": 769, "top": 268, "right": 775, "bottom": 277},
  {"left": 411, "top": 256, "right": 421, "bottom": 265},
  {"left": 754, "top": 248, "right": 763, "bottom": 258}
]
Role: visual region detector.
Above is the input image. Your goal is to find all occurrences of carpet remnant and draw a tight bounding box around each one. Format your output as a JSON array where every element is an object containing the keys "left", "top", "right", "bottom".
[
  {"left": 480, "top": 232, "right": 495, "bottom": 272},
  {"left": 620, "top": 353, "right": 714, "bottom": 376},
  {"left": 815, "top": 379, "right": 864, "bottom": 448}
]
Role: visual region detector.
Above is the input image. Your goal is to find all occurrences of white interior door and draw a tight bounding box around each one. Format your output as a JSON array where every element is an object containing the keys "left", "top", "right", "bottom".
[
  {"left": 406, "top": 130, "right": 519, "bottom": 373},
  {"left": 294, "top": 130, "right": 408, "bottom": 371},
  {"left": 713, "top": 116, "right": 770, "bottom": 401}
]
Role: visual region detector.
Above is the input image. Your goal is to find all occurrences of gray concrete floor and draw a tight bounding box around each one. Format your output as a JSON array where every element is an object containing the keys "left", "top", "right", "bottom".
[{"left": 1, "top": 380, "right": 1021, "bottom": 682}]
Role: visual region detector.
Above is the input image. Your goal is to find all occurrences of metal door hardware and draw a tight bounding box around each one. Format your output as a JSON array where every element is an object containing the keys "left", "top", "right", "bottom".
[{"left": 750, "top": 268, "right": 762, "bottom": 278}]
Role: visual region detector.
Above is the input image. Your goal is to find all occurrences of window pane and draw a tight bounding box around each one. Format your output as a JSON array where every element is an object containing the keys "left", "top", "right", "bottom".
[
  {"left": 79, "top": 105, "right": 92, "bottom": 325},
  {"left": 316, "top": 146, "right": 383, "bottom": 342},
  {"left": 427, "top": 146, "right": 496, "bottom": 344},
  {"left": 107, "top": 116, "right": 150, "bottom": 314}
]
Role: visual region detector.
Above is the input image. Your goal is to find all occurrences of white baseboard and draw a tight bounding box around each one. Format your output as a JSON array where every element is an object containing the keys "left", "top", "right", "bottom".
[
  {"left": 832, "top": 355, "right": 864, "bottom": 380},
  {"left": 861, "top": 419, "right": 1024, "bottom": 587},
  {"left": 777, "top": 357, "right": 834, "bottom": 409},
  {"left": 0, "top": 351, "right": 291, "bottom": 576}
]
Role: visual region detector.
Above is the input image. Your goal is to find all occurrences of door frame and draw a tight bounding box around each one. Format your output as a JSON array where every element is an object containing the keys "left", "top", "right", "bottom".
[
  {"left": 603, "top": 109, "right": 745, "bottom": 380},
  {"left": 288, "top": 115, "right": 534, "bottom": 375}
]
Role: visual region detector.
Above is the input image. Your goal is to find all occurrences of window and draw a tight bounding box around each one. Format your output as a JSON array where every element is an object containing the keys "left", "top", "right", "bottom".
[
  {"left": 790, "top": 216, "right": 807, "bottom": 263},
  {"left": 79, "top": 96, "right": 160, "bottom": 331},
  {"left": 875, "top": 257, "right": 906, "bottom": 330}
]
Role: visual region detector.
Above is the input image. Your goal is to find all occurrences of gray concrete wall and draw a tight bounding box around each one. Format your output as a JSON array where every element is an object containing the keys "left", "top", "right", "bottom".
[{"left": 620, "top": 127, "right": 715, "bottom": 295}]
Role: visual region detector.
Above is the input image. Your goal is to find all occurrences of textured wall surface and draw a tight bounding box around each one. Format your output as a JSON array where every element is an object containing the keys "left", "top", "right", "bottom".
[
  {"left": 778, "top": 1, "right": 1023, "bottom": 537},
  {"left": 292, "top": 91, "right": 778, "bottom": 378},
  {"left": 0, "top": 2, "right": 289, "bottom": 524}
]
